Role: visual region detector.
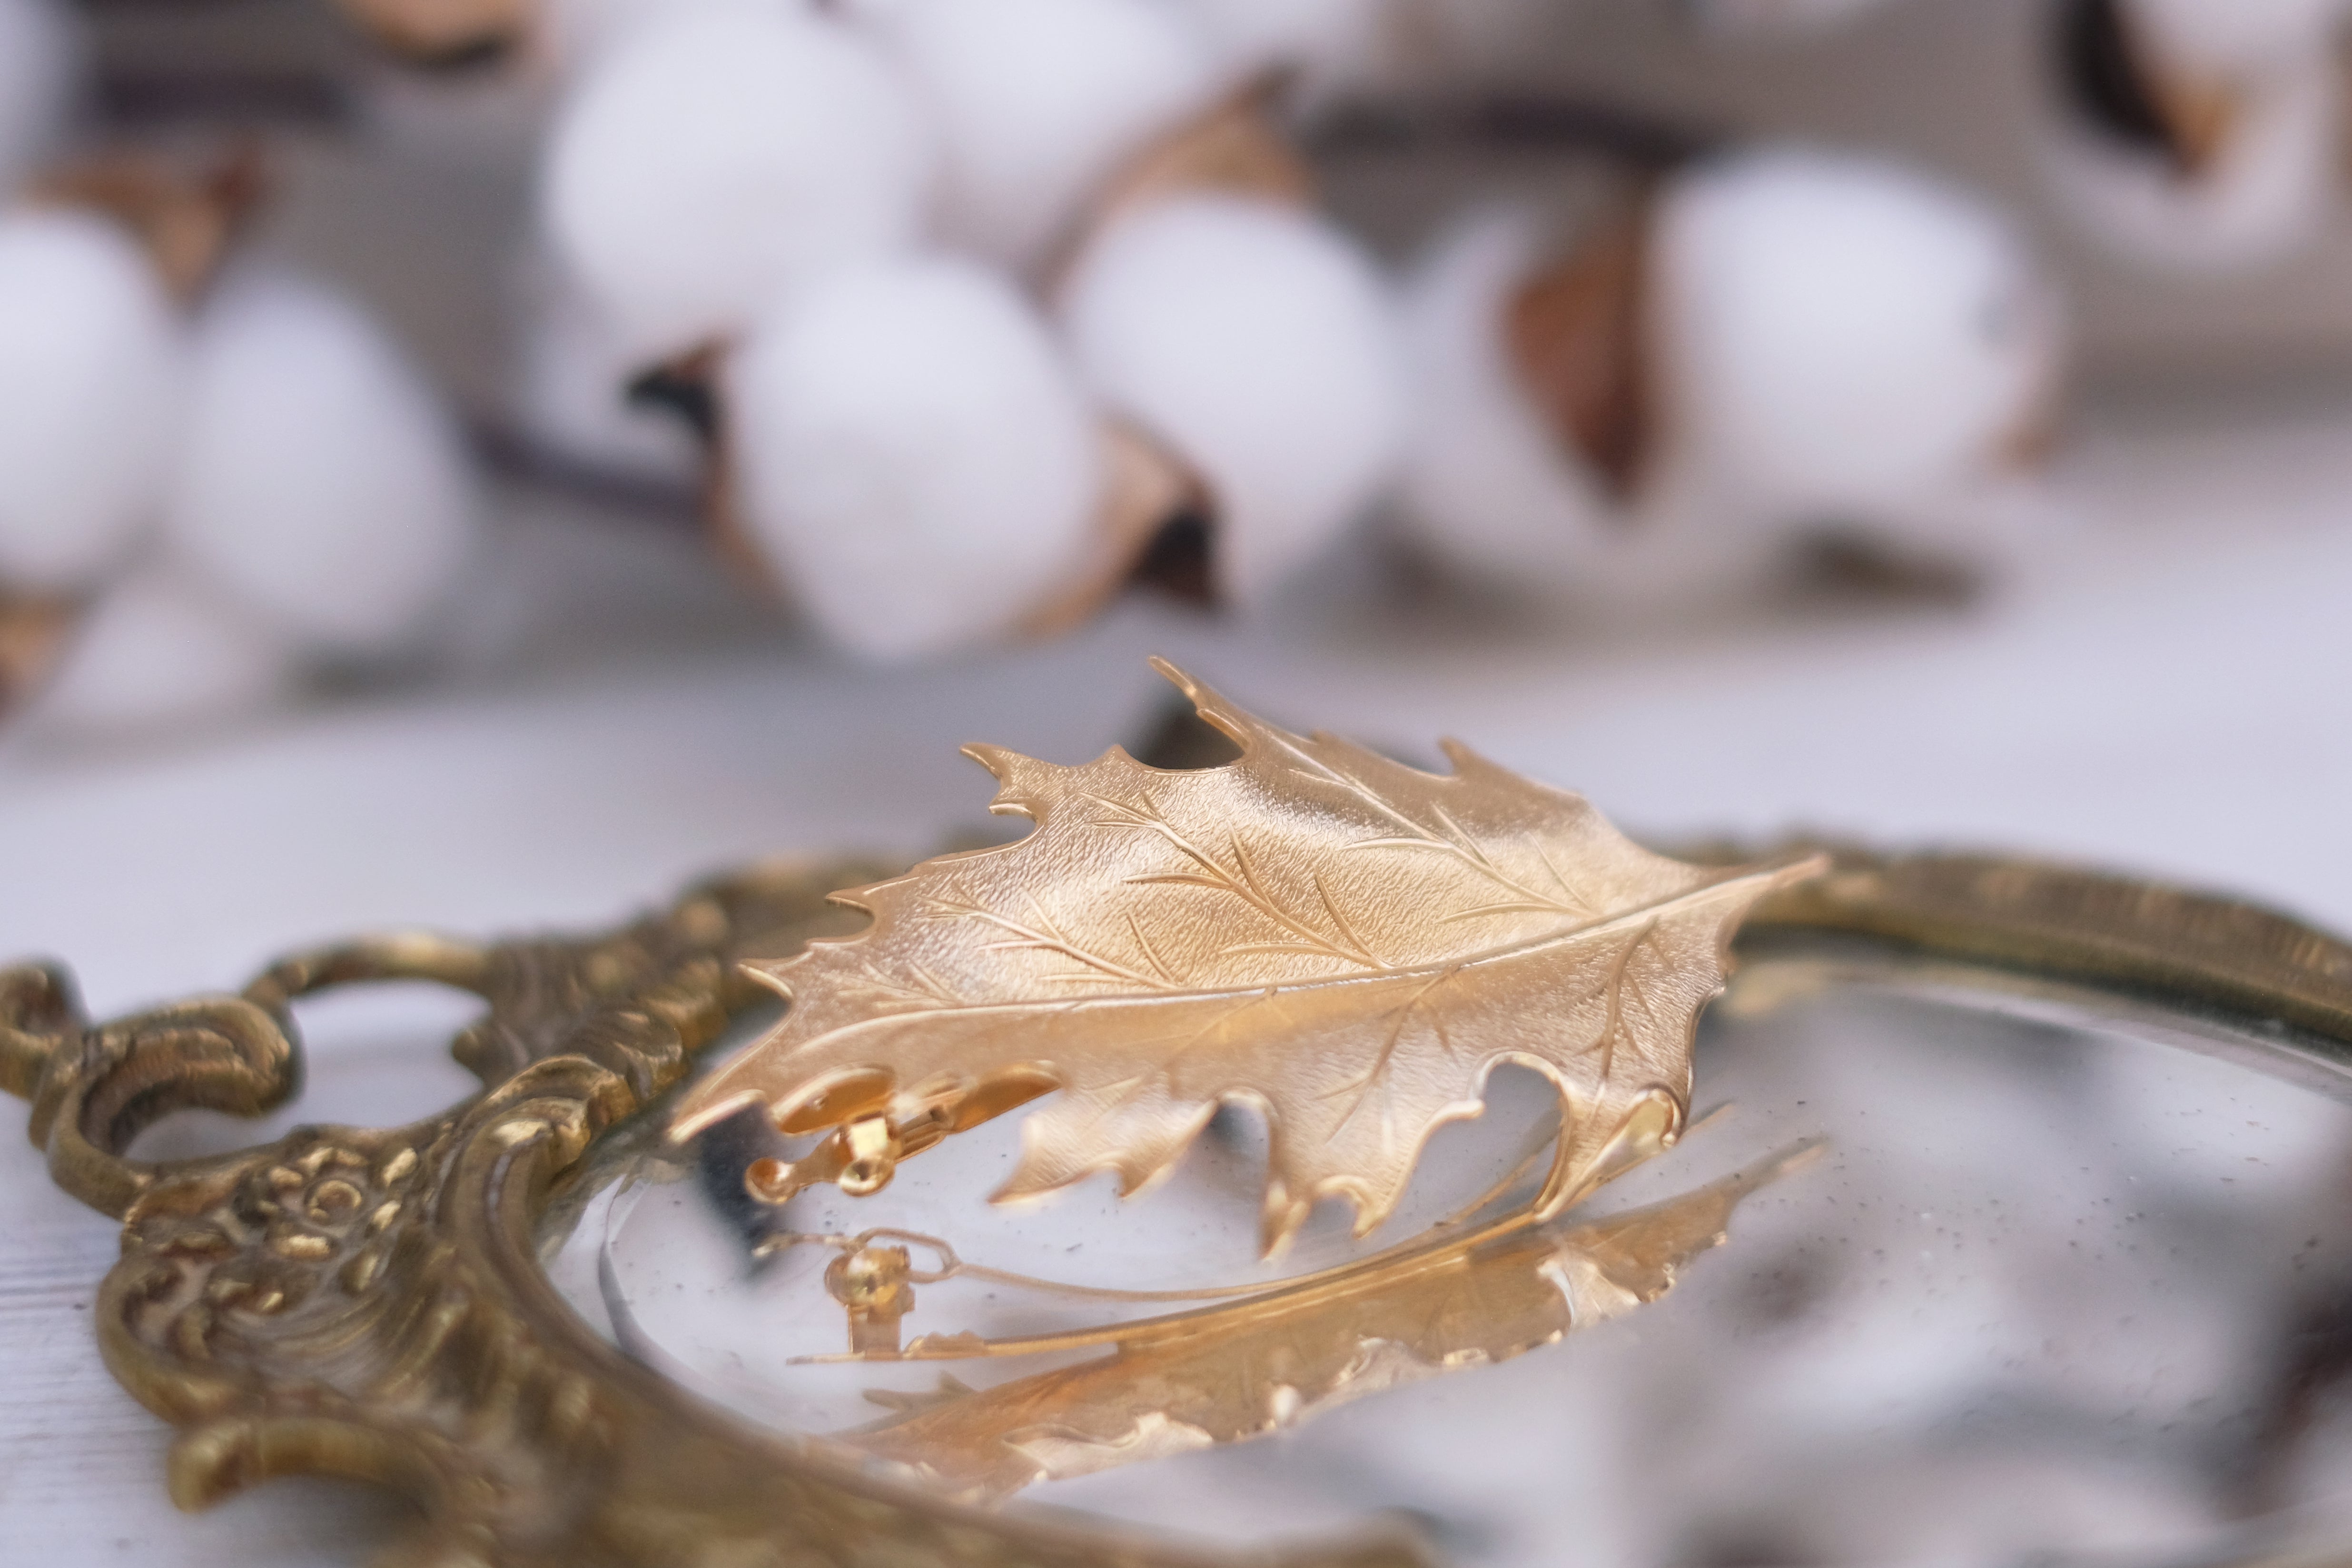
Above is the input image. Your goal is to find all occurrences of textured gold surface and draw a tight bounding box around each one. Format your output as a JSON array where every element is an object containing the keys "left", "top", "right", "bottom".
[{"left": 674, "top": 661, "right": 1819, "bottom": 1251}]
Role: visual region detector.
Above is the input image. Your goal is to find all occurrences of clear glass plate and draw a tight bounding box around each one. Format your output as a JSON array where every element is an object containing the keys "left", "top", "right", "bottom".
[{"left": 544, "top": 973, "right": 2352, "bottom": 1568}]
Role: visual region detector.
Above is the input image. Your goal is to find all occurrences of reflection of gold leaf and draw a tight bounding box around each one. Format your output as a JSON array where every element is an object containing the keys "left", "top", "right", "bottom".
[
  {"left": 862, "top": 1374, "right": 978, "bottom": 1418},
  {"left": 674, "top": 660, "right": 1818, "bottom": 1250},
  {"left": 839, "top": 1148, "right": 1817, "bottom": 1504}
]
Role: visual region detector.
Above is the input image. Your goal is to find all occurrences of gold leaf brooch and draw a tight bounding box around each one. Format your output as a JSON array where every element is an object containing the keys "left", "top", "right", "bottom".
[{"left": 672, "top": 659, "right": 1821, "bottom": 1253}]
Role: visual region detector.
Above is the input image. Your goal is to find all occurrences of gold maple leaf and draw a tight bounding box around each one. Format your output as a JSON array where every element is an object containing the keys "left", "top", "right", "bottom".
[
  {"left": 672, "top": 659, "right": 1819, "bottom": 1251},
  {"left": 834, "top": 1145, "right": 1820, "bottom": 1504}
]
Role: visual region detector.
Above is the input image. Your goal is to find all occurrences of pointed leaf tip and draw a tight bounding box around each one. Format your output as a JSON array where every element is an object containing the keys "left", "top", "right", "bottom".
[
  {"left": 1143, "top": 657, "right": 1260, "bottom": 753},
  {"left": 1144, "top": 654, "right": 1195, "bottom": 696},
  {"left": 961, "top": 742, "right": 1018, "bottom": 780},
  {"left": 962, "top": 743, "right": 1057, "bottom": 818}
]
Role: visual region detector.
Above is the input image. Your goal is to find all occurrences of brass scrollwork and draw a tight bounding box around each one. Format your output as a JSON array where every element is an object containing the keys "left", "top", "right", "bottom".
[{"left": 5, "top": 858, "right": 1431, "bottom": 1568}]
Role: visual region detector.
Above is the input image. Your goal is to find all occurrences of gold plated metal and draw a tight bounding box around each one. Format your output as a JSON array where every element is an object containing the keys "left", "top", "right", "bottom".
[
  {"left": 13, "top": 677, "right": 2352, "bottom": 1562},
  {"left": 825, "top": 1241, "right": 920, "bottom": 1357},
  {"left": 837, "top": 1114, "right": 906, "bottom": 1197},
  {"left": 673, "top": 660, "right": 1821, "bottom": 1252}
]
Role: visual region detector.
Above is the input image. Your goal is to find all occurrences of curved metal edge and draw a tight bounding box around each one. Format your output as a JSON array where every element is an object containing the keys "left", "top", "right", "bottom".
[{"left": 1729, "top": 841, "right": 2352, "bottom": 1067}]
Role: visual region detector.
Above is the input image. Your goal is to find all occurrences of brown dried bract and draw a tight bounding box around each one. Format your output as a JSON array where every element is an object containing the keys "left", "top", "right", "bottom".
[
  {"left": 2130, "top": 57, "right": 2240, "bottom": 175},
  {"left": 32, "top": 144, "right": 268, "bottom": 304},
  {"left": 334, "top": 0, "right": 532, "bottom": 64},
  {"left": 0, "top": 592, "right": 81, "bottom": 718},
  {"left": 1507, "top": 197, "right": 1656, "bottom": 503},
  {"left": 1016, "top": 76, "right": 1319, "bottom": 626},
  {"left": 1094, "top": 73, "right": 1317, "bottom": 224},
  {"left": 1017, "top": 422, "right": 1214, "bottom": 640},
  {"left": 2059, "top": 0, "right": 2240, "bottom": 176},
  {"left": 1043, "top": 71, "right": 1317, "bottom": 297},
  {"left": 623, "top": 345, "right": 791, "bottom": 600}
]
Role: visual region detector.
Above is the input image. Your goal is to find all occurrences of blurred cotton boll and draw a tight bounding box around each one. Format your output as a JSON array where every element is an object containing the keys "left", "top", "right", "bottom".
[
  {"left": 2048, "top": 0, "right": 2348, "bottom": 272},
  {"left": 1394, "top": 208, "right": 1616, "bottom": 592},
  {"left": 725, "top": 257, "right": 1100, "bottom": 661},
  {"left": 160, "top": 271, "right": 479, "bottom": 658},
  {"left": 33, "top": 561, "right": 294, "bottom": 737},
  {"left": 541, "top": 7, "right": 932, "bottom": 362},
  {"left": 1655, "top": 148, "right": 2061, "bottom": 540},
  {"left": 869, "top": 0, "right": 1217, "bottom": 273},
  {"left": 0, "top": 0, "right": 75, "bottom": 197},
  {"left": 0, "top": 208, "right": 185, "bottom": 593},
  {"left": 1395, "top": 152, "right": 2060, "bottom": 608},
  {"left": 1059, "top": 195, "right": 1408, "bottom": 606}
]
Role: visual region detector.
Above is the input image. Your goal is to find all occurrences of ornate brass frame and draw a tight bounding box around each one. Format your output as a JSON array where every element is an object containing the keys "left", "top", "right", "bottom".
[{"left": 7, "top": 844, "right": 2352, "bottom": 1568}]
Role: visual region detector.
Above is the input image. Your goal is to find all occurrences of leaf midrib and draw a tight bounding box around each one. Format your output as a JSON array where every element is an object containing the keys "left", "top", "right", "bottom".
[{"left": 788, "top": 868, "right": 1768, "bottom": 1047}]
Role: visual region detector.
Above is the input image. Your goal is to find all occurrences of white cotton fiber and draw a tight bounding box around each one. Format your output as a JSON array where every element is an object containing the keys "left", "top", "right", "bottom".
[
  {"left": 0, "top": 207, "right": 184, "bottom": 592},
  {"left": 161, "top": 270, "right": 479, "bottom": 656},
  {"left": 1393, "top": 207, "right": 1613, "bottom": 591},
  {"left": 725, "top": 256, "right": 1100, "bottom": 660},
  {"left": 0, "top": 0, "right": 76, "bottom": 198},
  {"left": 35, "top": 560, "right": 293, "bottom": 735},
  {"left": 1654, "top": 148, "right": 2059, "bottom": 524},
  {"left": 872, "top": 0, "right": 1217, "bottom": 272},
  {"left": 541, "top": 7, "right": 932, "bottom": 361},
  {"left": 1058, "top": 195, "right": 1408, "bottom": 604}
]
